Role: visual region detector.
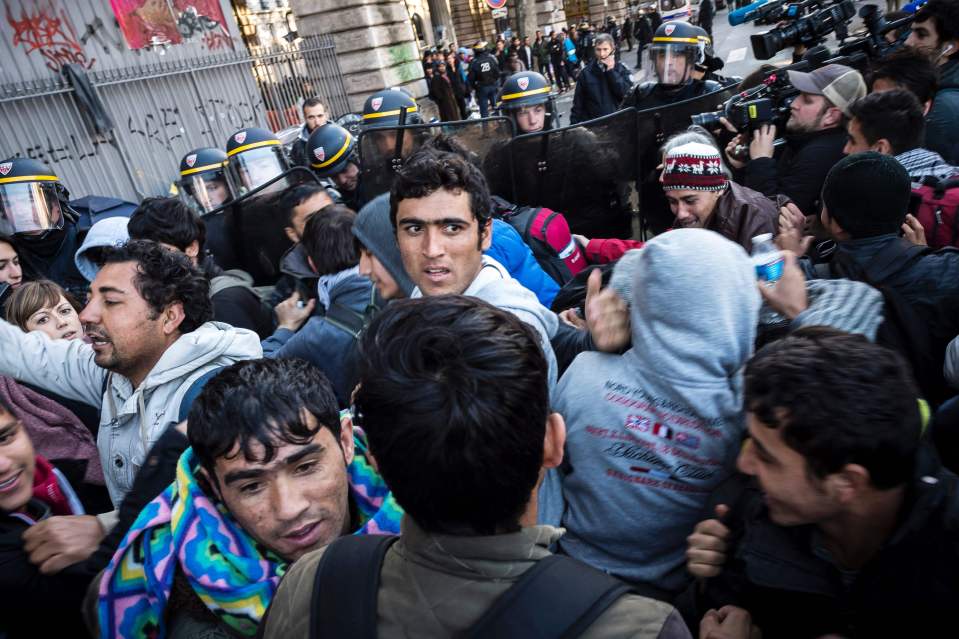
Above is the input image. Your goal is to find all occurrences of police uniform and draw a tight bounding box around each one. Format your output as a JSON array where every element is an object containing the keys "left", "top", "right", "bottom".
[{"left": 0, "top": 158, "right": 87, "bottom": 297}]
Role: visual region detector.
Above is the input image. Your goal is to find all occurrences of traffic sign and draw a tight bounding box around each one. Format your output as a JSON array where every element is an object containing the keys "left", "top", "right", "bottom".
[
  {"left": 491, "top": 7, "right": 508, "bottom": 18},
  {"left": 486, "top": 0, "right": 508, "bottom": 9}
]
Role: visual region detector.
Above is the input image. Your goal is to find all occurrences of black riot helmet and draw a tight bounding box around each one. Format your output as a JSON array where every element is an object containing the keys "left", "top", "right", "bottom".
[
  {"left": 0, "top": 158, "right": 65, "bottom": 237},
  {"left": 224, "top": 127, "right": 290, "bottom": 197},
  {"left": 497, "top": 71, "right": 557, "bottom": 134},
  {"left": 361, "top": 89, "right": 423, "bottom": 130},
  {"left": 177, "top": 147, "right": 230, "bottom": 214},
  {"left": 306, "top": 122, "right": 358, "bottom": 178},
  {"left": 646, "top": 21, "right": 701, "bottom": 87}
]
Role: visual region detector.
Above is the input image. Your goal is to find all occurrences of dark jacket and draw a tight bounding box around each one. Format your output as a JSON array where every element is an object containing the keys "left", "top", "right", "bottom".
[
  {"left": 430, "top": 74, "right": 461, "bottom": 122},
  {"left": 468, "top": 53, "right": 500, "bottom": 89},
  {"left": 269, "top": 242, "right": 320, "bottom": 310},
  {"left": 203, "top": 256, "right": 273, "bottom": 338},
  {"left": 743, "top": 127, "right": 846, "bottom": 215},
  {"left": 570, "top": 59, "right": 633, "bottom": 124},
  {"left": 678, "top": 446, "right": 959, "bottom": 638},
  {"left": 707, "top": 181, "right": 783, "bottom": 252},
  {"left": 15, "top": 217, "right": 88, "bottom": 299},
  {"left": 0, "top": 455, "right": 129, "bottom": 638},
  {"left": 803, "top": 235, "right": 959, "bottom": 403},
  {"left": 262, "top": 272, "right": 373, "bottom": 407},
  {"left": 620, "top": 78, "right": 722, "bottom": 111},
  {"left": 925, "top": 57, "right": 959, "bottom": 165}
]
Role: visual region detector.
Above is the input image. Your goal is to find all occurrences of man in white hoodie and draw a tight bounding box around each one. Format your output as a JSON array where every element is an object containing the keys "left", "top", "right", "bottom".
[
  {"left": 389, "top": 148, "right": 560, "bottom": 386},
  {"left": 0, "top": 240, "right": 262, "bottom": 510}
]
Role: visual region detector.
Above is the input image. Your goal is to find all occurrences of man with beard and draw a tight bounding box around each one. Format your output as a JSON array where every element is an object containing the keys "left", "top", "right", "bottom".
[
  {"left": 289, "top": 98, "right": 329, "bottom": 168},
  {"left": 725, "top": 64, "right": 866, "bottom": 216},
  {"left": 94, "top": 358, "right": 401, "bottom": 638},
  {"left": 0, "top": 240, "right": 262, "bottom": 507},
  {"left": 574, "top": 133, "right": 781, "bottom": 260}
]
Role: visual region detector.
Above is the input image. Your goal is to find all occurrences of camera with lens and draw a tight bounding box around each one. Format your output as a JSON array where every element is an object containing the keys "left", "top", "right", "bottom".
[
  {"left": 691, "top": 71, "right": 798, "bottom": 133},
  {"left": 838, "top": 4, "right": 915, "bottom": 59},
  {"left": 750, "top": 0, "right": 856, "bottom": 59}
]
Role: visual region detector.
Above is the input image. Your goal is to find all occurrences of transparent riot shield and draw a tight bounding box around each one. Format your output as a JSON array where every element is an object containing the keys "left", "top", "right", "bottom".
[
  {"left": 503, "top": 108, "right": 640, "bottom": 239},
  {"left": 357, "top": 117, "right": 515, "bottom": 207},
  {"left": 204, "top": 166, "right": 322, "bottom": 286},
  {"left": 635, "top": 86, "right": 739, "bottom": 235}
]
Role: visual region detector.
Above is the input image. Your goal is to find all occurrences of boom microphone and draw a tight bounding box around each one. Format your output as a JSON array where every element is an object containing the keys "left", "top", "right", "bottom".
[{"left": 728, "top": 0, "right": 772, "bottom": 26}]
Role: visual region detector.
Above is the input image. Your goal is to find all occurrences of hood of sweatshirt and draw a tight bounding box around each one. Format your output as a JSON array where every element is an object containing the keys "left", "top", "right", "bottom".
[
  {"left": 628, "top": 228, "right": 759, "bottom": 386},
  {"left": 138, "top": 321, "right": 263, "bottom": 393},
  {"left": 352, "top": 193, "right": 415, "bottom": 297},
  {"left": 74, "top": 216, "right": 129, "bottom": 282},
  {"left": 549, "top": 229, "right": 760, "bottom": 592}
]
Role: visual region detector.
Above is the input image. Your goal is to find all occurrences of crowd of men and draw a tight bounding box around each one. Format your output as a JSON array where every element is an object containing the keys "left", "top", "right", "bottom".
[{"left": 2, "top": 0, "right": 959, "bottom": 637}]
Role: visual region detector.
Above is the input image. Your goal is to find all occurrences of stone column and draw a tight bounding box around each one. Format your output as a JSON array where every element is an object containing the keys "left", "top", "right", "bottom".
[
  {"left": 292, "top": 0, "right": 429, "bottom": 112},
  {"left": 535, "top": 0, "right": 567, "bottom": 34},
  {"left": 426, "top": 0, "right": 458, "bottom": 44},
  {"left": 589, "top": 0, "right": 626, "bottom": 23}
]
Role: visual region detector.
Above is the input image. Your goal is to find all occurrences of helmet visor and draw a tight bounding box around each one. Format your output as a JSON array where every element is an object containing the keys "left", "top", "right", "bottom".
[
  {"left": 182, "top": 170, "right": 230, "bottom": 213},
  {"left": 0, "top": 181, "right": 63, "bottom": 235},
  {"left": 646, "top": 44, "right": 694, "bottom": 87},
  {"left": 232, "top": 147, "right": 285, "bottom": 193}
]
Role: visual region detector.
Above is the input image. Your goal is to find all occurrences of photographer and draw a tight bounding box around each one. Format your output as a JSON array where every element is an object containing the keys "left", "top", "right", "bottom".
[
  {"left": 725, "top": 64, "right": 865, "bottom": 215},
  {"left": 905, "top": 0, "right": 959, "bottom": 164}
]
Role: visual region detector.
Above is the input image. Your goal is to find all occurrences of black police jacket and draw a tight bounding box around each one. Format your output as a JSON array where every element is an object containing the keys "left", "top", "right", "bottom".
[
  {"left": 468, "top": 54, "right": 499, "bottom": 88},
  {"left": 743, "top": 126, "right": 846, "bottom": 216},
  {"left": 16, "top": 217, "right": 88, "bottom": 298},
  {"left": 570, "top": 59, "right": 633, "bottom": 124},
  {"left": 620, "top": 78, "right": 722, "bottom": 111},
  {"left": 677, "top": 445, "right": 959, "bottom": 638}
]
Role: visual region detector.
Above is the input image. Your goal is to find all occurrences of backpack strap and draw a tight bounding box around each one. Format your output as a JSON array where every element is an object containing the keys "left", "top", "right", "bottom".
[
  {"left": 310, "top": 534, "right": 399, "bottom": 639},
  {"left": 324, "top": 300, "right": 367, "bottom": 339},
  {"left": 209, "top": 269, "right": 255, "bottom": 297},
  {"left": 460, "top": 554, "right": 635, "bottom": 639}
]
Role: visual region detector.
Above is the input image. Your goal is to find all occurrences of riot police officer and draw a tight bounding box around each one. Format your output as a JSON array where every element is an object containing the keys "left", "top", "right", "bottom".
[
  {"left": 498, "top": 71, "right": 557, "bottom": 134},
  {"left": 621, "top": 21, "right": 723, "bottom": 110},
  {"left": 224, "top": 127, "right": 291, "bottom": 197},
  {"left": 176, "top": 147, "right": 230, "bottom": 214},
  {"left": 306, "top": 122, "right": 360, "bottom": 210},
  {"left": 360, "top": 88, "right": 422, "bottom": 130},
  {"left": 0, "top": 158, "right": 87, "bottom": 296},
  {"left": 468, "top": 41, "right": 501, "bottom": 118}
]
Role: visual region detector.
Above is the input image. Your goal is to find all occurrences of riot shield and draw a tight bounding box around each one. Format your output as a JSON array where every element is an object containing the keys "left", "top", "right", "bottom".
[
  {"left": 503, "top": 108, "right": 640, "bottom": 239},
  {"left": 204, "top": 166, "right": 322, "bottom": 286},
  {"left": 635, "top": 86, "right": 739, "bottom": 235},
  {"left": 357, "top": 117, "right": 515, "bottom": 207}
]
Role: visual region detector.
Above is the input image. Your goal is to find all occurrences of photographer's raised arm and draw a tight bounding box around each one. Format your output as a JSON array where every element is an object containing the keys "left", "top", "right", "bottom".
[{"left": 0, "top": 318, "right": 106, "bottom": 407}]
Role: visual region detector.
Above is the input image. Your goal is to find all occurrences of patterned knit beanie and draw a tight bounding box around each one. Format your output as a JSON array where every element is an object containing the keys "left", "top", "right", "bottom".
[{"left": 662, "top": 142, "right": 727, "bottom": 192}]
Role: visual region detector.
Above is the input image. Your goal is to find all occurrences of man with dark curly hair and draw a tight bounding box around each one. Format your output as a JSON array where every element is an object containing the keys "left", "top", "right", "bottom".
[{"left": 0, "top": 240, "right": 262, "bottom": 510}]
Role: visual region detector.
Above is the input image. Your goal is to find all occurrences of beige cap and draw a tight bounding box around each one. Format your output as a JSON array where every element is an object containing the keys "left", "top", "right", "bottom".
[{"left": 787, "top": 64, "right": 867, "bottom": 117}]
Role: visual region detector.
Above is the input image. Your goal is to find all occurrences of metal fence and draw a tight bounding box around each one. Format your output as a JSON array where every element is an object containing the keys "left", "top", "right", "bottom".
[{"left": 0, "top": 34, "right": 349, "bottom": 202}]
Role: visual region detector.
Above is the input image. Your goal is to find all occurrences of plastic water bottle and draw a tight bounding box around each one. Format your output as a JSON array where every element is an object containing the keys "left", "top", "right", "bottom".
[
  {"left": 752, "top": 233, "right": 785, "bottom": 325},
  {"left": 752, "top": 233, "right": 784, "bottom": 283}
]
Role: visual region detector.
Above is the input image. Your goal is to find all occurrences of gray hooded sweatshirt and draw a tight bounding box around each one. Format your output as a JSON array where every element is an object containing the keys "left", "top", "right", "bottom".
[
  {"left": 553, "top": 229, "right": 759, "bottom": 594},
  {"left": 0, "top": 320, "right": 262, "bottom": 505}
]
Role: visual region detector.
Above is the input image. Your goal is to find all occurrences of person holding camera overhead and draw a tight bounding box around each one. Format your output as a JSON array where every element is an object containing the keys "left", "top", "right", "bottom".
[{"left": 724, "top": 64, "right": 865, "bottom": 217}]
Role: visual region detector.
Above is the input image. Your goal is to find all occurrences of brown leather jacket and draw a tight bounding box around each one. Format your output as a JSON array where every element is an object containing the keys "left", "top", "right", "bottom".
[{"left": 708, "top": 181, "right": 784, "bottom": 252}]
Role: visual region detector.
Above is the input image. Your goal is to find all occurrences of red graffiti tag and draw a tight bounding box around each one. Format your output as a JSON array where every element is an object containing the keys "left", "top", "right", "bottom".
[{"left": 6, "top": 1, "right": 95, "bottom": 72}]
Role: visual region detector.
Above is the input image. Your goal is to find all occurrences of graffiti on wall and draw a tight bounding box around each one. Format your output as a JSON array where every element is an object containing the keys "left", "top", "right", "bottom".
[
  {"left": 110, "top": 0, "right": 234, "bottom": 51},
  {"left": 5, "top": 1, "right": 96, "bottom": 71}
]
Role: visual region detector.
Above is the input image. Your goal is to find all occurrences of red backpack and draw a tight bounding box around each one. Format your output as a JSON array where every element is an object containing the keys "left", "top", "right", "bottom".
[
  {"left": 911, "top": 176, "right": 959, "bottom": 249},
  {"left": 491, "top": 197, "right": 588, "bottom": 286}
]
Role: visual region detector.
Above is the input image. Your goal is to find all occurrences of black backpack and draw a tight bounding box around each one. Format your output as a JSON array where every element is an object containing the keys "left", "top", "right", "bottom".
[{"left": 309, "top": 534, "right": 636, "bottom": 639}]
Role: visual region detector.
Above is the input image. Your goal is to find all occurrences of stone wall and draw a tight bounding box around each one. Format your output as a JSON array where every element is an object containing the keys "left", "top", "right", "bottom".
[
  {"left": 536, "top": 0, "right": 568, "bottom": 34},
  {"left": 292, "top": 0, "right": 429, "bottom": 111}
]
